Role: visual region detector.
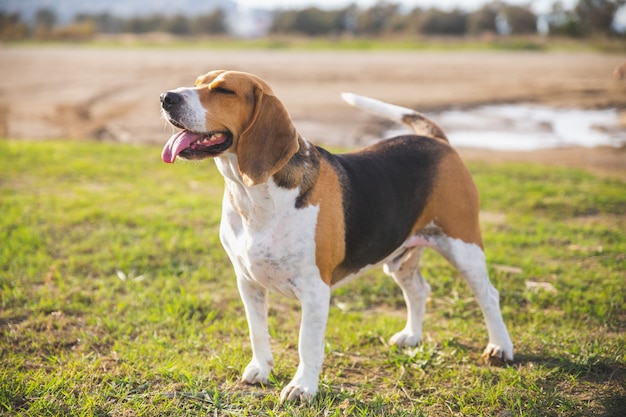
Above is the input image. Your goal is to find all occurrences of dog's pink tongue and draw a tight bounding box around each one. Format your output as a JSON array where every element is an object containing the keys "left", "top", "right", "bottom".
[{"left": 161, "top": 130, "right": 201, "bottom": 163}]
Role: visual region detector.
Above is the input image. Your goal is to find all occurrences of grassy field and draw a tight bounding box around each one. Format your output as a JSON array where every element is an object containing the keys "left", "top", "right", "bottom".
[
  {"left": 13, "top": 34, "right": 626, "bottom": 53},
  {"left": 1, "top": 139, "right": 625, "bottom": 416}
]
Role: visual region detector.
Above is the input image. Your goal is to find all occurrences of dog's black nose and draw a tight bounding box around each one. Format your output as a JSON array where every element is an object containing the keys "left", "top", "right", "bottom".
[{"left": 160, "top": 92, "right": 182, "bottom": 110}]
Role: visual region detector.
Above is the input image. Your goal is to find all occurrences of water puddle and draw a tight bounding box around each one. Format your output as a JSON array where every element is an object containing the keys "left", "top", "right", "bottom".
[{"left": 389, "top": 104, "right": 626, "bottom": 151}]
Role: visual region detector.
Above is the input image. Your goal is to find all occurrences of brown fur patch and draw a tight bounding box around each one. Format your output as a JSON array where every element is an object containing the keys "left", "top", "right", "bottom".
[
  {"left": 236, "top": 89, "right": 299, "bottom": 186},
  {"left": 402, "top": 114, "right": 449, "bottom": 142},
  {"left": 307, "top": 158, "right": 346, "bottom": 286},
  {"left": 194, "top": 71, "right": 299, "bottom": 187},
  {"left": 413, "top": 150, "right": 483, "bottom": 247}
]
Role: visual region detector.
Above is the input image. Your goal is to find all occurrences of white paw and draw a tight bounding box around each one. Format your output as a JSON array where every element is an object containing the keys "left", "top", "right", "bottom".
[
  {"left": 279, "top": 378, "right": 318, "bottom": 404},
  {"left": 390, "top": 329, "right": 422, "bottom": 347},
  {"left": 481, "top": 342, "right": 514, "bottom": 364},
  {"left": 241, "top": 360, "right": 272, "bottom": 385}
]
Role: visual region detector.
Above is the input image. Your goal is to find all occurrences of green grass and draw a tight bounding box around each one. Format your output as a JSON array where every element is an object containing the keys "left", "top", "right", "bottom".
[
  {"left": 1, "top": 139, "right": 625, "bottom": 416},
  {"left": 10, "top": 34, "right": 626, "bottom": 53}
]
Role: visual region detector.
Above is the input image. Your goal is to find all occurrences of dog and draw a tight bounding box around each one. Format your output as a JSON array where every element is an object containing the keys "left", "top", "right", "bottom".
[{"left": 160, "top": 70, "right": 513, "bottom": 403}]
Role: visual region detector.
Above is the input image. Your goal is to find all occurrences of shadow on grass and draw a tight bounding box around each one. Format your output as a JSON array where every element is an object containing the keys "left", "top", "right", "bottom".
[
  {"left": 515, "top": 352, "right": 626, "bottom": 416},
  {"left": 515, "top": 352, "right": 625, "bottom": 382}
]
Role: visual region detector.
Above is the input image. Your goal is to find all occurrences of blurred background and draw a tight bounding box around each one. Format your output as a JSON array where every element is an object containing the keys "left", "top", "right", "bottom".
[
  {"left": 1, "top": 0, "right": 625, "bottom": 173},
  {"left": 1, "top": 5, "right": 625, "bottom": 414},
  {"left": 2, "top": 0, "right": 626, "bottom": 39}
]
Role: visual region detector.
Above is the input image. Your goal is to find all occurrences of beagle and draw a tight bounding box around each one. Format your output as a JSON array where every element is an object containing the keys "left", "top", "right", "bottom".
[{"left": 160, "top": 70, "right": 513, "bottom": 403}]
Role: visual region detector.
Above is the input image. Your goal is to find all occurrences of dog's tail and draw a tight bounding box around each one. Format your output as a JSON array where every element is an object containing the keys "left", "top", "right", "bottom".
[{"left": 341, "top": 92, "right": 448, "bottom": 142}]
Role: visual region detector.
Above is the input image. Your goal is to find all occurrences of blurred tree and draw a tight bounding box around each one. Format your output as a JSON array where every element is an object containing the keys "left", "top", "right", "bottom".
[
  {"left": 356, "top": 1, "right": 400, "bottom": 35},
  {"left": 51, "top": 21, "right": 96, "bottom": 41},
  {"left": 399, "top": 8, "right": 423, "bottom": 34},
  {"left": 270, "top": 7, "right": 345, "bottom": 36},
  {"left": 0, "top": 12, "right": 28, "bottom": 40},
  {"left": 75, "top": 13, "right": 126, "bottom": 33},
  {"left": 270, "top": 9, "right": 296, "bottom": 33},
  {"left": 165, "top": 15, "right": 191, "bottom": 35},
  {"left": 415, "top": 8, "right": 468, "bottom": 36},
  {"left": 467, "top": 2, "right": 499, "bottom": 35},
  {"left": 575, "top": 0, "right": 625, "bottom": 35},
  {"left": 145, "top": 15, "right": 168, "bottom": 33},
  {"left": 125, "top": 16, "right": 150, "bottom": 33},
  {"left": 340, "top": 4, "right": 359, "bottom": 34},
  {"left": 497, "top": 4, "right": 537, "bottom": 34},
  {"left": 193, "top": 9, "right": 228, "bottom": 35},
  {"left": 33, "top": 8, "right": 57, "bottom": 38},
  {"left": 294, "top": 7, "right": 338, "bottom": 35},
  {"left": 35, "top": 8, "right": 57, "bottom": 30},
  {"left": 544, "top": 1, "right": 584, "bottom": 37}
]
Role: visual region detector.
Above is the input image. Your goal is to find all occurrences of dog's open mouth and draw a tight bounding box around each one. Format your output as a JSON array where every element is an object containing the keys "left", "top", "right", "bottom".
[{"left": 161, "top": 130, "right": 233, "bottom": 163}]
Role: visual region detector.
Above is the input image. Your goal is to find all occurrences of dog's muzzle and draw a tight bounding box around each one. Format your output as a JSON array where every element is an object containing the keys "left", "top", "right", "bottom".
[{"left": 160, "top": 91, "right": 183, "bottom": 112}]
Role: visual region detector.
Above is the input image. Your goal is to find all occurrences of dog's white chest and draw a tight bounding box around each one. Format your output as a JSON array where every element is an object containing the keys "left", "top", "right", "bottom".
[{"left": 219, "top": 178, "right": 321, "bottom": 295}]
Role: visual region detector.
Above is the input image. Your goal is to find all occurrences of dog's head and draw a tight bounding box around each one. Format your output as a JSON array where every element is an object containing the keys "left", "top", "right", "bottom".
[{"left": 161, "top": 70, "right": 298, "bottom": 186}]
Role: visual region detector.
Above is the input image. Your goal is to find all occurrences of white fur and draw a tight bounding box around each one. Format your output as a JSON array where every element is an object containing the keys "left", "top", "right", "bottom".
[
  {"left": 341, "top": 92, "right": 416, "bottom": 122},
  {"left": 433, "top": 236, "right": 514, "bottom": 361},
  {"left": 385, "top": 247, "right": 431, "bottom": 347},
  {"left": 390, "top": 229, "right": 514, "bottom": 361},
  {"left": 215, "top": 153, "right": 330, "bottom": 402},
  {"left": 165, "top": 87, "right": 207, "bottom": 132}
]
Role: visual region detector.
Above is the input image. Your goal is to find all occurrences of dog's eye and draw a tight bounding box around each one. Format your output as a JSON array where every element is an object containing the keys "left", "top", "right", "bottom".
[{"left": 213, "top": 87, "right": 236, "bottom": 95}]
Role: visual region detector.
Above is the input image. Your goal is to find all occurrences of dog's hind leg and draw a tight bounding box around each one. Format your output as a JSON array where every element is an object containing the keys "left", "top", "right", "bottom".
[
  {"left": 384, "top": 247, "right": 431, "bottom": 347},
  {"left": 429, "top": 235, "right": 514, "bottom": 363}
]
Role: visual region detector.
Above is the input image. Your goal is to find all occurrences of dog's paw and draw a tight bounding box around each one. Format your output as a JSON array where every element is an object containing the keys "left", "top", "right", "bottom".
[
  {"left": 279, "top": 378, "right": 318, "bottom": 404},
  {"left": 481, "top": 342, "right": 514, "bottom": 365},
  {"left": 241, "top": 360, "right": 272, "bottom": 385},
  {"left": 390, "top": 329, "right": 422, "bottom": 347}
]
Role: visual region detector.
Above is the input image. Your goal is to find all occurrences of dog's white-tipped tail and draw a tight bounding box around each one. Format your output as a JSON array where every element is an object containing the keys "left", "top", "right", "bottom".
[
  {"left": 341, "top": 93, "right": 410, "bottom": 122},
  {"left": 341, "top": 92, "right": 448, "bottom": 142}
]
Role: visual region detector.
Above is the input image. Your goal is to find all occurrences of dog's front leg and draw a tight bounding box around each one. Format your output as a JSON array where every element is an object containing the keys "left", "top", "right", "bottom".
[
  {"left": 280, "top": 279, "right": 330, "bottom": 403},
  {"left": 238, "top": 276, "right": 274, "bottom": 385}
]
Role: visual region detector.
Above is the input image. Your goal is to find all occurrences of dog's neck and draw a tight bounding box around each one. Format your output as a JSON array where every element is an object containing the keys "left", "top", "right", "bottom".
[{"left": 215, "top": 136, "right": 321, "bottom": 224}]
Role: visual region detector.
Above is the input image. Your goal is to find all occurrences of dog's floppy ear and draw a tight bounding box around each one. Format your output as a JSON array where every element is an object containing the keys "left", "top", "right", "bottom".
[{"left": 236, "top": 82, "right": 299, "bottom": 187}]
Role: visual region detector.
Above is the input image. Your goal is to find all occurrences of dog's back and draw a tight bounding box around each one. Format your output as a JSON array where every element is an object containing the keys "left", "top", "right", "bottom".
[{"left": 321, "top": 135, "right": 450, "bottom": 279}]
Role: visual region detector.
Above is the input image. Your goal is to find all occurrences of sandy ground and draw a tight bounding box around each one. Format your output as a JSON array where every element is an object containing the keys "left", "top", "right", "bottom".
[{"left": 1, "top": 46, "right": 625, "bottom": 178}]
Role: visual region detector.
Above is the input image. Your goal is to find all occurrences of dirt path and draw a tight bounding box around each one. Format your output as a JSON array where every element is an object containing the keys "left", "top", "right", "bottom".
[{"left": 1, "top": 46, "right": 625, "bottom": 177}]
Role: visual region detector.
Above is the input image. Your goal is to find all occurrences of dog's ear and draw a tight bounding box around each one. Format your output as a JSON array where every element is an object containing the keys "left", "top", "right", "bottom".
[{"left": 236, "top": 83, "right": 298, "bottom": 187}]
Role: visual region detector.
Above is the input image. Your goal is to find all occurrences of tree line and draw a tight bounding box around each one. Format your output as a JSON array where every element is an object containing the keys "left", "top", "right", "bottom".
[
  {"left": 0, "top": 0, "right": 623, "bottom": 41},
  {"left": 270, "top": 0, "right": 624, "bottom": 37},
  {"left": 0, "top": 9, "right": 229, "bottom": 41}
]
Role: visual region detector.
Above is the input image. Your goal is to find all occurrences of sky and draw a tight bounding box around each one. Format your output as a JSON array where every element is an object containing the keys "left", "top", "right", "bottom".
[{"left": 237, "top": 0, "right": 578, "bottom": 14}]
